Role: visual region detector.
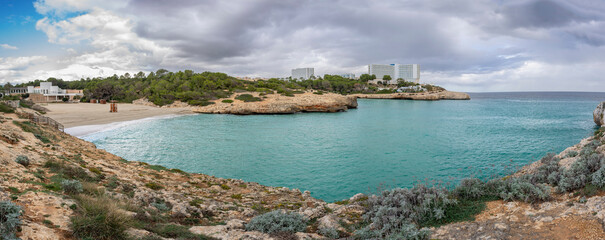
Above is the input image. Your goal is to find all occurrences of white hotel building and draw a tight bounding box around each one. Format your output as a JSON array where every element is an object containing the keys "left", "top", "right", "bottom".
[
  {"left": 291, "top": 68, "right": 315, "bottom": 80},
  {"left": 368, "top": 64, "right": 420, "bottom": 83}
]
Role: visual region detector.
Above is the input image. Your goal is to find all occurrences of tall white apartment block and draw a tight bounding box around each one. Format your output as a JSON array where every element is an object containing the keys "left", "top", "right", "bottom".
[
  {"left": 394, "top": 64, "right": 420, "bottom": 83},
  {"left": 368, "top": 64, "right": 394, "bottom": 80},
  {"left": 368, "top": 64, "right": 420, "bottom": 83},
  {"left": 291, "top": 68, "right": 315, "bottom": 80}
]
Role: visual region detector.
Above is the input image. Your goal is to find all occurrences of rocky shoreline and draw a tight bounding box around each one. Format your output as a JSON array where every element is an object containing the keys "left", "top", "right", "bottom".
[
  {"left": 133, "top": 90, "right": 469, "bottom": 116},
  {"left": 351, "top": 90, "right": 471, "bottom": 100},
  {"left": 191, "top": 92, "right": 357, "bottom": 115}
]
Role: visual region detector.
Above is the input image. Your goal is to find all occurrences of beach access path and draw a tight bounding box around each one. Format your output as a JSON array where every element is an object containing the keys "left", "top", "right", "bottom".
[{"left": 43, "top": 102, "right": 193, "bottom": 128}]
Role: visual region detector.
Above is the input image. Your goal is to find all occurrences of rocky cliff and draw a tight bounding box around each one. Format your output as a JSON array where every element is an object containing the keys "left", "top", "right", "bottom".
[
  {"left": 0, "top": 111, "right": 364, "bottom": 240},
  {"left": 352, "top": 90, "right": 471, "bottom": 100},
  {"left": 192, "top": 92, "right": 358, "bottom": 115},
  {"left": 594, "top": 101, "right": 605, "bottom": 126}
]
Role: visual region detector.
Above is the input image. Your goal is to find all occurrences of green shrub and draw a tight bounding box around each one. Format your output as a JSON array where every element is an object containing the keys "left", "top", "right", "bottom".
[
  {"left": 0, "top": 103, "right": 15, "bottom": 113},
  {"left": 148, "top": 224, "right": 211, "bottom": 239},
  {"left": 245, "top": 210, "right": 307, "bottom": 234},
  {"left": 152, "top": 201, "right": 170, "bottom": 212},
  {"left": 44, "top": 160, "right": 92, "bottom": 181},
  {"left": 317, "top": 227, "right": 339, "bottom": 239},
  {"left": 71, "top": 195, "right": 132, "bottom": 240},
  {"left": 0, "top": 201, "right": 22, "bottom": 240},
  {"left": 220, "top": 184, "right": 230, "bottom": 190},
  {"left": 221, "top": 99, "right": 234, "bottom": 103},
  {"left": 15, "top": 155, "right": 30, "bottom": 167},
  {"left": 188, "top": 100, "right": 214, "bottom": 106},
  {"left": 147, "top": 164, "right": 168, "bottom": 171},
  {"left": 235, "top": 94, "right": 261, "bottom": 102},
  {"left": 566, "top": 150, "right": 579, "bottom": 158},
  {"left": 354, "top": 223, "right": 430, "bottom": 240},
  {"left": 62, "top": 179, "right": 83, "bottom": 194},
  {"left": 145, "top": 182, "right": 164, "bottom": 190}
]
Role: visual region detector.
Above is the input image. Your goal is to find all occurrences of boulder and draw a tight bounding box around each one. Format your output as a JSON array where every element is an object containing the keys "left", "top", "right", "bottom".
[{"left": 594, "top": 102, "right": 605, "bottom": 126}]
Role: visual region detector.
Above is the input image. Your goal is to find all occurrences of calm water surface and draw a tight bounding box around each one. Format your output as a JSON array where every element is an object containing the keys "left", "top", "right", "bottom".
[{"left": 81, "top": 92, "right": 605, "bottom": 202}]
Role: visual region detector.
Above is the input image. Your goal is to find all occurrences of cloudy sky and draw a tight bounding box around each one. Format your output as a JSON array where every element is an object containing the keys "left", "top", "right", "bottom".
[{"left": 1, "top": 0, "right": 604, "bottom": 91}]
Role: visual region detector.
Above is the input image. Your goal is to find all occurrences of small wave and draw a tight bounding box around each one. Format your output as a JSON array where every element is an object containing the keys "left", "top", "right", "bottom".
[{"left": 65, "top": 114, "right": 193, "bottom": 138}]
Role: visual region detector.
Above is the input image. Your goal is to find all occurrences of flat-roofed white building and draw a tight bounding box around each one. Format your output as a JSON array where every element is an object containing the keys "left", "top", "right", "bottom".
[
  {"left": 291, "top": 68, "right": 314, "bottom": 80},
  {"left": 394, "top": 64, "right": 420, "bottom": 83},
  {"left": 368, "top": 64, "right": 394, "bottom": 80},
  {"left": 10, "top": 82, "right": 83, "bottom": 102},
  {"left": 368, "top": 64, "right": 420, "bottom": 83}
]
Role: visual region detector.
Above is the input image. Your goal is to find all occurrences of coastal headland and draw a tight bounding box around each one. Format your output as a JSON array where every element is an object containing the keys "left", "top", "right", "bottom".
[
  {"left": 191, "top": 92, "right": 358, "bottom": 115},
  {"left": 352, "top": 90, "right": 471, "bottom": 100}
]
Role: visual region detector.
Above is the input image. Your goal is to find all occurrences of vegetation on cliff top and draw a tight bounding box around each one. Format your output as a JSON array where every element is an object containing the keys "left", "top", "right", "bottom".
[{"left": 8, "top": 69, "right": 444, "bottom": 106}]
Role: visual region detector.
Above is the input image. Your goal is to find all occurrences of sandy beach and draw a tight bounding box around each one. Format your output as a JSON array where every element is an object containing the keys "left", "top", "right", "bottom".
[{"left": 43, "top": 103, "right": 194, "bottom": 128}]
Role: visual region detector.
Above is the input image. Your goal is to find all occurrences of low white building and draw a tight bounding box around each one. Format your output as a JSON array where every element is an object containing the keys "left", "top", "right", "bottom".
[
  {"left": 291, "top": 68, "right": 314, "bottom": 80},
  {"left": 10, "top": 82, "right": 83, "bottom": 102}
]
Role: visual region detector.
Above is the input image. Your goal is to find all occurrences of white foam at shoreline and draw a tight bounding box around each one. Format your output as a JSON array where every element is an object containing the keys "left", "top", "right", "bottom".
[{"left": 65, "top": 114, "right": 192, "bottom": 138}]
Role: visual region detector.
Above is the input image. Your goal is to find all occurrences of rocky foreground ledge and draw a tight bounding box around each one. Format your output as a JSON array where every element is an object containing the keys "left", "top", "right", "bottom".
[
  {"left": 4, "top": 102, "right": 605, "bottom": 239},
  {"left": 351, "top": 90, "right": 471, "bottom": 100},
  {"left": 192, "top": 92, "right": 358, "bottom": 115}
]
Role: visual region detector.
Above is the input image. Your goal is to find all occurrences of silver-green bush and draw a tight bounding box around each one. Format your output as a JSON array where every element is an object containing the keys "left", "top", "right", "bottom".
[
  {"left": 0, "top": 201, "right": 22, "bottom": 240},
  {"left": 498, "top": 178, "right": 550, "bottom": 203},
  {"left": 360, "top": 184, "right": 455, "bottom": 238},
  {"left": 245, "top": 210, "right": 306, "bottom": 234},
  {"left": 453, "top": 178, "right": 485, "bottom": 200},
  {"left": 317, "top": 227, "right": 339, "bottom": 239},
  {"left": 15, "top": 155, "right": 30, "bottom": 167},
  {"left": 592, "top": 165, "right": 605, "bottom": 188},
  {"left": 62, "top": 179, "right": 83, "bottom": 194}
]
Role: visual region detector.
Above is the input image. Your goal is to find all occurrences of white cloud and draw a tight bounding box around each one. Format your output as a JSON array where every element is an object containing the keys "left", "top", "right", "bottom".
[
  {"left": 425, "top": 60, "right": 605, "bottom": 92},
  {"left": 0, "top": 44, "right": 18, "bottom": 50},
  {"left": 3, "top": 0, "right": 605, "bottom": 91}
]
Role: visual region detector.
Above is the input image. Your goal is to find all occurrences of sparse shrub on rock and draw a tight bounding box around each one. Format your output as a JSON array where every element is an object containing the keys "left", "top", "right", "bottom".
[
  {"left": 453, "top": 178, "right": 485, "bottom": 200},
  {"left": 62, "top": 179, "right": 83, "bottom": 194},
  {"left": 0, "top": 201, "right": 22, "bottom": 240},
  {"left": 245, "top": 210, "right": 307, "bottom": 234},
  {"left": 592, "top": 166, "right": 605, "bottom": 188},
  {"left": 317, "top": 227, "right": 339, "bottom": 239},
  {"left": 15, "top": 155, "right": 30, "bottom": 167},
  {"left": 360, "top": 184, "right": 455, "bottom": 239},
  {"left": 498, "top": 178, "right": 550, "bottom": 203},
  {"left": 71, "top": 195, "right": 131, "bottom": 240}
]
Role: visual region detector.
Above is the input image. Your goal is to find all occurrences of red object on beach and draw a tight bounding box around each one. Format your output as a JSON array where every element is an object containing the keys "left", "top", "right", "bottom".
[
  {"left": 90, "top": 99, "right": 97, "bottom": 103},
  {"left": 100, "top": 99, "right": 107, "bottom": 104},
  {"left": 109, "top": 101, "right": 118, "bottom": 113}
]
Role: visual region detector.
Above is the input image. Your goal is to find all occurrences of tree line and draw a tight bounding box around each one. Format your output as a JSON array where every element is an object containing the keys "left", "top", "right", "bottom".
[{"left": 6, "top": 70, "right": 442, "bottom": 106}]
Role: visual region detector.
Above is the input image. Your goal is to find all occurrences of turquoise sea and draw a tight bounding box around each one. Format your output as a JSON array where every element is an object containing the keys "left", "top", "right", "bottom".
[{"left": 79, "top": 92, "right": 605, "bottom": 202}]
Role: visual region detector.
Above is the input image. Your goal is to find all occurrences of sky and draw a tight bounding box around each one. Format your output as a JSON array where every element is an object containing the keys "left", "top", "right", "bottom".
[{"left": 1, "top": 0, "right": 604, "bottom": 92}]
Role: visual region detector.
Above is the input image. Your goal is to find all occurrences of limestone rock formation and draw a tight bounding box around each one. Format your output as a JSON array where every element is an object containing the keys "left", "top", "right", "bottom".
[
  {"left": 193, "top": 92, "right": 358, "bottom": 115},
  {"left": 352, "top": 90, "right": 471, "bottom": 100},
  {"left": 594, "top": 102, "right": 605, "bottom": 126}
]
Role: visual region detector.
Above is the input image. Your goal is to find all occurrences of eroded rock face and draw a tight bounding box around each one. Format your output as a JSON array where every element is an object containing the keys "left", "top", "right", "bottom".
[
  {"left": 594, "top": 102, "right": 605, "bottom": 126},
  {"left": 193, "top": 92, "right": 358, "bottom": 115},
  {"left": 352, "top": 90, "right": 471, "bottom": 100}
]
